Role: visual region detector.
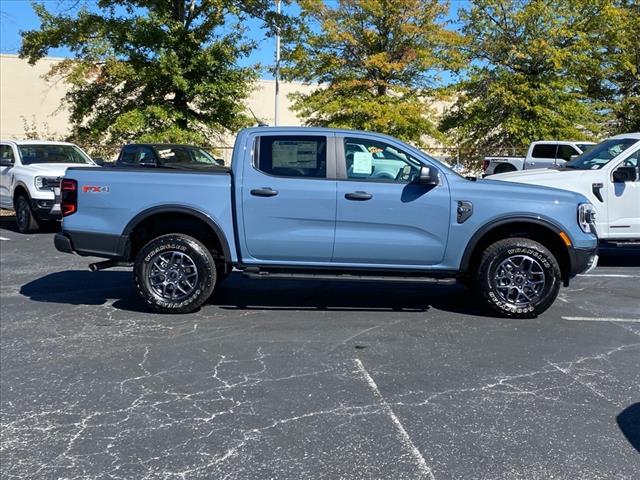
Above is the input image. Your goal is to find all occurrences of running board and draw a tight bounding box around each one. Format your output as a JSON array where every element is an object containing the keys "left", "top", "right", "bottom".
[
  {"left": 601, "top": 240, "right": 640, "bottom": 248},
  {"left": 242, "top": 270, "right": 456, "bottom": 285}
]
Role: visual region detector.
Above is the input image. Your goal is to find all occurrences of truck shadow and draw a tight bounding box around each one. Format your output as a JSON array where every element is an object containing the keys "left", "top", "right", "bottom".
[
  {"left": 617, "top": 403, "right": 640, "bottom": 453},
  {"left": 19, "top": 270, "right": 492, "bottom": 317},
  {"left": 597, "top": 246, "right": 640, "bottom": 267},
  {"left": 0, "top": 215, "right": 60, "bottom": 233}
]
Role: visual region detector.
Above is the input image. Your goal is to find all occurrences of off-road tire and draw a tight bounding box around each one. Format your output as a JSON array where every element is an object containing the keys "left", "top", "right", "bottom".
[
  {"left": 134, "top": 234, "right": 217, "bottom": 314},
  {"left": 15, "top": 195, "right": 40, "bottom": 233},
  {"left": 476, "top": 237, "right": 561, "bottom": 318}
]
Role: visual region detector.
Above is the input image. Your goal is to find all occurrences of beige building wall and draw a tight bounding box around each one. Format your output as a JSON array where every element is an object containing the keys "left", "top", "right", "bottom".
[{"left": 1, "top": 54, "right": 452, "bottom": 162}]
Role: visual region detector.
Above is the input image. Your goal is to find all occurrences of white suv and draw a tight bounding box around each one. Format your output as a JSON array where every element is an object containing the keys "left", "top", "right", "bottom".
[{"left": 0, "top": 140, "right": 99, "bottom": 233}]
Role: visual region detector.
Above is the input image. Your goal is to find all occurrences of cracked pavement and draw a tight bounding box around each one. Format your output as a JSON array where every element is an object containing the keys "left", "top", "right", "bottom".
[{"left": 1, "top": 218, "right": 639, "bottom": 479}]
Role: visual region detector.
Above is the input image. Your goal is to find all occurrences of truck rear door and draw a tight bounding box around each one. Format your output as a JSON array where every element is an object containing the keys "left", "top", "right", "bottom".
[
  {"left": 240, "top": 133, "right": 337, "bottom": 262},
  {"left": 526, "top": 143, "right": 558, "bottom": 169}
]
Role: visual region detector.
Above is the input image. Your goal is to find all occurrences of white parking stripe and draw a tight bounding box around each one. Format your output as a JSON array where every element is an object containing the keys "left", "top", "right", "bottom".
[
  {"left": 0, "top": 236, "right": 9, "bottom": 241},
  {"left": 562, "top": 316, "right": 640, "bottom": 323},
  {"left": 354, "top": 359, "right": 434, "bottom": 480},
  {"left": 578, "top": 274, "right": 640, "bottom": 278}
]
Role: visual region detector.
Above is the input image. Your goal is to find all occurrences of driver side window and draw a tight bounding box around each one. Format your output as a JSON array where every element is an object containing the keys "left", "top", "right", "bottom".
[{"left": 344, "top": 138, "right": 422, "bottom": 183}]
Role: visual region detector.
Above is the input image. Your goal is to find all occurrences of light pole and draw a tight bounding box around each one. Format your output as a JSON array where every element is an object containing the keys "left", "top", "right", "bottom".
[{"left": 274, "top": 0, "right": 281, "bottom": 126}]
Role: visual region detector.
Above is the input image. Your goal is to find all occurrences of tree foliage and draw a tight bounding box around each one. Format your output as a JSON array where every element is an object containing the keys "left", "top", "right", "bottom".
[
  {"left": 581, "top": 0, "right": 640, "bottom": 134},
  {"left": 282, "top": 0, "right": 462, "bottom": 146},
  {"left": 440, "top": 0, "right": 619, "bottom": 155},
  {"left": 20, "top": 0, "right": 285, "bottom": 146}
]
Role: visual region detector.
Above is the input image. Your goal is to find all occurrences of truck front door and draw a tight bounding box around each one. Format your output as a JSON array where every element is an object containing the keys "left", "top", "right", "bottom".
[
  {"left": 240, "top": 134, "right": 337, "bottom": 263},
  {"left": 332, "top": 135, "right": 450, "bottom": 266},
  {"left": 0, "top": 144, "right": 16, "bottom": 208},
  {"left": 608, "top": 149, "right": 640, "bottom": 239}
]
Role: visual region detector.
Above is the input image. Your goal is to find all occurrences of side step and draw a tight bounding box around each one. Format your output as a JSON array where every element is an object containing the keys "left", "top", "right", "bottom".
[
  {"left": 600, "top": 240, "right": 640, "bottom": 248},
  {"left": 242, "top": 270, "right": 456, "bottom": 285}
]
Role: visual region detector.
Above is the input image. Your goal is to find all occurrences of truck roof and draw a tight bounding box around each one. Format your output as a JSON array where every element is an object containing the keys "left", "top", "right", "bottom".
[{"left": 1, "top": 140, "right": 79, "bottom": 146}]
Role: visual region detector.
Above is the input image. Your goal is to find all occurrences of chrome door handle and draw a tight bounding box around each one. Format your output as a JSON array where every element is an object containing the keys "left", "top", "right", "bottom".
[
  {"left": 345, "top": 191, "right": 373, "bottom": 201},
  {"left": 250, "top": 188, "right": 278, "bottom": 197}
]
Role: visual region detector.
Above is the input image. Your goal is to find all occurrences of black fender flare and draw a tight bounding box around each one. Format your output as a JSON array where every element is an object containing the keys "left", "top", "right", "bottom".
[
  {"left": 122, "top": 205, "right": 233, "bottom": 262},
  {"left": 459, "top": 215, "right": 570, "bottom": 272}
]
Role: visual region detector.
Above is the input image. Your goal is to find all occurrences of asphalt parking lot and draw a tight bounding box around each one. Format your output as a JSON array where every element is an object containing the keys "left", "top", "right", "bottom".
[{"left": 1, "top": 216, "right": 639, "bottom": 480}]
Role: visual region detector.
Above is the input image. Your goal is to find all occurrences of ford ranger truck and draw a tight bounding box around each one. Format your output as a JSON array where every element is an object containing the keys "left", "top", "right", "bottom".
[
  {"left": 491, "top": 133, "right": 640, "bottom": 246},
  {"left": 54, "top": 127, "right": 598, "bottom": 318}
]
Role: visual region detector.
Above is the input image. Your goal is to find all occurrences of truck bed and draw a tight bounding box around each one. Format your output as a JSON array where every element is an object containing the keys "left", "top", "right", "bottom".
[{"left": 61, "top": 167, "right": 237, "bottom": 260}]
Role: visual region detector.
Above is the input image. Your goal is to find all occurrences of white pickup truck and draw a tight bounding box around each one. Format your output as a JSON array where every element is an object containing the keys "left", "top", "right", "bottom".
[
  {"left": 492, "top": 133, "right": 640, "bottom": 245},
  {"left": 0, "top": 140, "right": 99, "bottom": 233},
  {"left": 483, "top": 140, "right": 595, "bottom": 176}
]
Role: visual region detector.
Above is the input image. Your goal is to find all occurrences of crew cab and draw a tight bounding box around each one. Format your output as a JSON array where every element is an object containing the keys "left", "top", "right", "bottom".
[
  {"left": 483, "top": 141, "right": 595, "bottom": 176},
  {"left": 54, "top": 127, "right": 598, "bottom": 318},
  {"left": 0, "top": 140, "right": 99, "bottom": 233},
  {"left": 115, "top": 143, "right": 225, "bottom": 167},
  {"left": 492, "top": 133, "right": 640, "bottom": 245}
]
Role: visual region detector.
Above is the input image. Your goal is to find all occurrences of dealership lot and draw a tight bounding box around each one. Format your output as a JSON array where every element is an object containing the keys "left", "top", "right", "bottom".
[{"left": 1, "top": 217, "right": 639, "bottom": 479}]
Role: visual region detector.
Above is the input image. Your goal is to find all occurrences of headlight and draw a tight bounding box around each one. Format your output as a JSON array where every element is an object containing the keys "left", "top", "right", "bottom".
[
  {"left": 34, "top": 176, "right": 61, "bottom": 191},
  {"left": 578, "top": 203, "right": 596, "bottom": 233}
]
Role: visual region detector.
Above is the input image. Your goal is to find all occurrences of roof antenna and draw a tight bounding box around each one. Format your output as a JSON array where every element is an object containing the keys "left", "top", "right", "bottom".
[{"left": 248, "top": 107, "right": 268, "bottom": 127}]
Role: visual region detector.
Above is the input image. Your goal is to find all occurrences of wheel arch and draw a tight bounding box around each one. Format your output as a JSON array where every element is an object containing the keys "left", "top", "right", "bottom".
[
  {"left": 123, "top": 205, "right": 232, "bottom": 265},
  {"left": 460, "top": 216, "right": 572, "bottom": 284},
  {"left": 12, "top": 181, "right": 31, "bottom": 203}
]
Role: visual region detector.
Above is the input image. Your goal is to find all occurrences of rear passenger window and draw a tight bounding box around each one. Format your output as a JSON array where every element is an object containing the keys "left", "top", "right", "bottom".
[
  {"left": 531, "top": 144, "right": 557, "bottom": 158},
  {"left": 256, "top": 136, "right": 327, "bottom": 178},
  {"left": 120, "top": 146, "right": 137, "bottom": 164}
]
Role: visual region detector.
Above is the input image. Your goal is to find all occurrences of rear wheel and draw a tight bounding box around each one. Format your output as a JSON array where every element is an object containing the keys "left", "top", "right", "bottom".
[
  {"left": 493, "top": 164, "right": 517, "bottom": 174},
  {"left": 476, "top": 237, "right": 561, "bottom": 318},
  {"left": 15, "top": 195, "right": 40, "bottom": 233},
  {"left": 134, "top": 234, "right": 216, "bottom": 314}
]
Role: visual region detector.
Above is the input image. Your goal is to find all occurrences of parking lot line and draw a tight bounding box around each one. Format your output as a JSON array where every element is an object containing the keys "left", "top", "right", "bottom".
[
  {"left": 578, "top": 274, "right": 640, "bottom": 278},
  {"left": 562, "top": 316, "right": 640, "bottom": 323},
  {"left": 354, "top": 358, "right": 435, "bottom": 480},
  {"left": 0, "top": 236, "right": 9, "bottom": 241}
]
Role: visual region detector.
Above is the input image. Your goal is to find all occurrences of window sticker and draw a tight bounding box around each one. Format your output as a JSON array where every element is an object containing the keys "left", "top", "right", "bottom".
[
  {"left": 272, "top": 141, "right": 318, "bottom": 168},
  {"left": 352, "top": 151, "right": 373, "bottom": 174}
]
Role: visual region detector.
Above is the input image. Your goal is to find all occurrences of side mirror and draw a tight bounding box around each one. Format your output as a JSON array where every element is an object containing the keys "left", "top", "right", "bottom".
[
  {"left": 93, "top": 157, "right": 105, "bottom": 166},
  {"left": 613, "top": 166, "right": 639, "bottom": 183},
  {"left": 0, "top": 158, "right": 14, "bottom": 167},
  {"left": 418, "top": 166, "right": 439, "bottom": 186}
]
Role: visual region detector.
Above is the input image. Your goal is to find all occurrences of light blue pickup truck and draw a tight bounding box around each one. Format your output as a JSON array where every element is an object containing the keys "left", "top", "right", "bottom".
[{"left": 55, "top": 127, "right": 598, "bottom": 318}]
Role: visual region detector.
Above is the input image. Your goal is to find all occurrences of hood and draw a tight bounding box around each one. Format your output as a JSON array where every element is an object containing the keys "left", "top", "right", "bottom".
[
  {"left": 473, "top": 175, "right": 590, "bottom": 205},
  {"left": 489, "top": 167, "right": 597, "bottom": 189},
  {"left": 23, "top": 163, "right": 97, "bottom": 176}
]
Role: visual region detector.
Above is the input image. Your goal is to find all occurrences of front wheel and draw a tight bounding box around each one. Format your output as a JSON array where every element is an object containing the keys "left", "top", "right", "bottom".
[
  {"left": 476, "top": 237, "right": 561, "bottom": 318},
  {"left": 15, "top": 195, "right": 40, "bottom": 233},
  {"left": 134, "top": 234, "right": 217, "bottom": 314}
]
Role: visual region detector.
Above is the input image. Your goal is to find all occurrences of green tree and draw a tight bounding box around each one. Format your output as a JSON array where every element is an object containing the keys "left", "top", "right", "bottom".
[
  {"left": 20, "top": 0, "right": 284, "bottom": 147},
  {"left": 581, "top": 0, "right": 640, "bottom": 134},
  {"left": 440, "top": 0, "right": 606, "bottom": 156},
  {"left": 282, "top": 0, "right": 461, "bottom": 146}
]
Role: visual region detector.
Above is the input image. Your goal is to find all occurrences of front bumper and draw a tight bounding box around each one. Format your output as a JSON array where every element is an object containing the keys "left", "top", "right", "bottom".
[{"left": 569, "top": 246, "right": 599, "bottom": 277}]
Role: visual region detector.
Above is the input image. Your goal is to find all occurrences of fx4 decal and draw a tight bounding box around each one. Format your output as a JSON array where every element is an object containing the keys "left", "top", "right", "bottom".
[{"left": 82, "top": 185, "right": 110, "bottom": 193}]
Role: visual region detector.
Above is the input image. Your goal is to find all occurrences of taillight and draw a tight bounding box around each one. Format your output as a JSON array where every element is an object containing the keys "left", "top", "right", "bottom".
[
  {"left": 61, "top": 179, "right": 77, "bottom": 216},
  {"left": 482, "top": 160, "right": 490, "bottom": 171}
]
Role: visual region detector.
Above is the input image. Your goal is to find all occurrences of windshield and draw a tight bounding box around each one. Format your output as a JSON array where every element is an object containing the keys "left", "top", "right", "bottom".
[
  {"left": 564, "top": 138, "right": 639, "bottom": 170},
  {"left": 18, "top": 144, "right": 93, "bottom": 165},
  {"left": 156, "top": 146, "right": 221, "bottom": 166}
]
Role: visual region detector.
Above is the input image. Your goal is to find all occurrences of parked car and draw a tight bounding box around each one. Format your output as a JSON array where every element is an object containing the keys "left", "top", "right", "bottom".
[
  {"left": 115, "top": 143, "right": 225, "bottom": 167},
  {"left": 483, "top": 140, "right": 595, "bottom": 176},
  {"left": 491, "top": 133, "right": 640, "bottom": 245},
  {"left": 0, "top": 140, "right": 99, "bottom": 233},
  {"left": 55, "top": 127, "right": 598, "bottom": 318}
]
